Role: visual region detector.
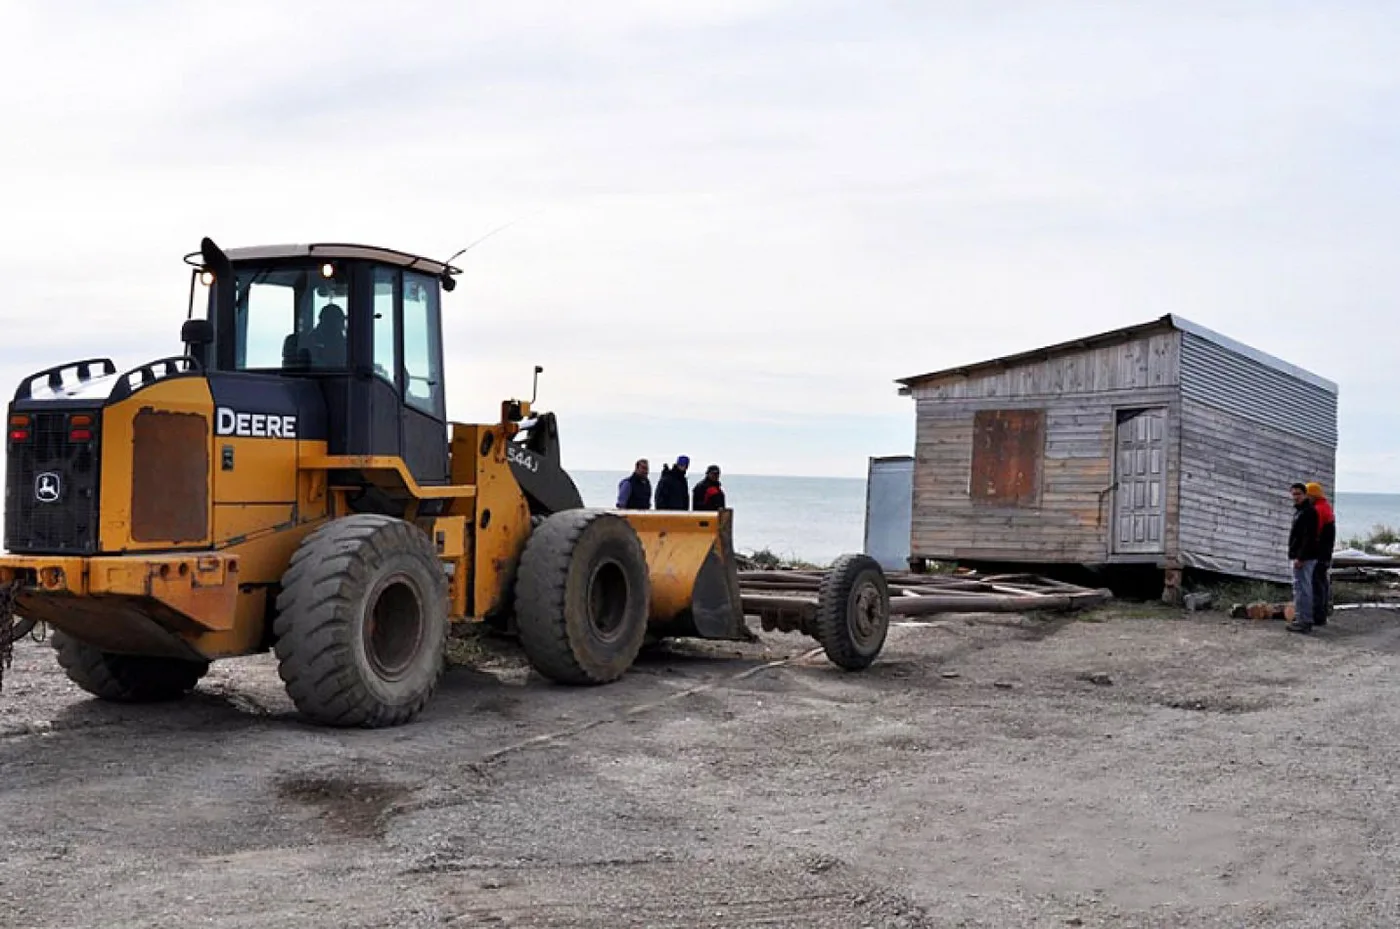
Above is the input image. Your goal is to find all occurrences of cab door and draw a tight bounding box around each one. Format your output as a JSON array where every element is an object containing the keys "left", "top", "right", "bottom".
[{"left": 398, "top": 270, "right": 449, "bottom": 485}]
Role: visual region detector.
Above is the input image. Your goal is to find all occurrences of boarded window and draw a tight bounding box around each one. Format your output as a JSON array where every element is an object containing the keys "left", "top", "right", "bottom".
[{"left": 970, "top": 409, "right": 1044, "bottom": 506}]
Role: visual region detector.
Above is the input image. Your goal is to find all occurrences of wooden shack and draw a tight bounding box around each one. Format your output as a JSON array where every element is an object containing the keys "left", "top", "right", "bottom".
[{"left": 895, "top": 314, "right": 1338, "bottom": 590}]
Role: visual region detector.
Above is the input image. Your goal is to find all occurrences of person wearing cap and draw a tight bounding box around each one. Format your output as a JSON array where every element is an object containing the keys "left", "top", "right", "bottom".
[
  {"left": 655, "top": 456, "right": 691, "bottom": 510},
  {"left": 1306, "top": 481, "right": 1336, "bottom": 626},
  {"left": 692, "top": 464, "right": 727, "bottom": 512}
]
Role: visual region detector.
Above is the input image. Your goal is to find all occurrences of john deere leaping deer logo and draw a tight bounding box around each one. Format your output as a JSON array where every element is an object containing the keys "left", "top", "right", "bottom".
[{"left": 34, "top": 472, "right": 61, "bottom": 504}]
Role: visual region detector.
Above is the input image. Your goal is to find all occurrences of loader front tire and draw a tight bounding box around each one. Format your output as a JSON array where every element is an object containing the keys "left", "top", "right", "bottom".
[
  {"left": 52, "top": 631, "right": 209, "bottom": 702},
  {"left": 515, "top": 509, "right": 650, "bottom": 685},
  {"left": 814, "top": 553, "right": 890, "bottom": 671},
  {"left": 273, "top": 514, "right": 448, "bottom": 728}
]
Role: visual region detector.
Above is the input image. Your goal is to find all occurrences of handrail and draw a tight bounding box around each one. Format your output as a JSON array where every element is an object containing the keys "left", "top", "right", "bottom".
[
  {"left": 14, "top": 358, "right": 117, "bottom": 401},
  {"left": 107, "top": 356, "right": 204, "bottom": 403}
]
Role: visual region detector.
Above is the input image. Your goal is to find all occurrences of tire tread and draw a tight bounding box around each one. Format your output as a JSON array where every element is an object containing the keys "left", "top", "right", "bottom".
[
  {"left": 272, "top": 514, "right": 448, "bottom": 728},
  {"left": 814, "top": 553, "right": 890, "bottom": 671}
]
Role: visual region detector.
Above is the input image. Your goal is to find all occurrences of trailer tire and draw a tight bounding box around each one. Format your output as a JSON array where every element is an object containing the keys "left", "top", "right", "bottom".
[
  {"left": 815, "top": 553, "right": 890, "bottom": 671},
  {"left": 273, "top": 514, "right": 448, "bottom": 728},
  {"left": 515, "top": 509, "right": 650, "bottom": 685},
  {"left": 52, "top": 630, "right": 209, "bottom": 702}
]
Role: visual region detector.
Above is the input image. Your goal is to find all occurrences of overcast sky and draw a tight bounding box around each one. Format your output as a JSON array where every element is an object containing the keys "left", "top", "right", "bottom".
[{"left": 1, "top": 1, "right": 1396, "bottom": 487}]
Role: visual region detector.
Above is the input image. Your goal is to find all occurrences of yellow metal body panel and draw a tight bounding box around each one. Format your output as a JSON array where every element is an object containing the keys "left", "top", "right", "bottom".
[
  {"left": 213, "top": 504, "right": 294, "bottom": 545},
  {"left": 0, "top": 552, "right": 238, "bottom": 609},
  {"left": 216, "top": 435, "right": 297, "bottom": 502},
  {"left": 466, "top": 423, "right": 531, "bottom": 618},
  {"left": 428, "top": 515, "right": 471, "bottom": 618},
  {"left": 298, "top": 454, "right": 477, "bottom": 504},
  {"left": 618, "top": 511, "right": 727, "bottom": 621},
  {"left": 98, "top": 377, "right": 215, "bottom": 552}
]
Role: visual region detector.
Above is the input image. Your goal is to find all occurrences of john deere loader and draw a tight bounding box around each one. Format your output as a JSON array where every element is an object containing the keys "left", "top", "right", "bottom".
[{"left": 0, "top": 237, "right": 890, "bottom": 727}]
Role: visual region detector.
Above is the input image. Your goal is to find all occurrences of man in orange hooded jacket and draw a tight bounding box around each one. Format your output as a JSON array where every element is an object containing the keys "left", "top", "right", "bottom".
[{"left": 1306, "top": 481, "right": 1335, "bottom": 625}]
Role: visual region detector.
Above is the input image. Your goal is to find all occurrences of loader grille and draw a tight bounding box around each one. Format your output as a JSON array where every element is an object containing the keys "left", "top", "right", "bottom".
[{"left": 4, "top": 408, "right": 102, "bottom": 554}]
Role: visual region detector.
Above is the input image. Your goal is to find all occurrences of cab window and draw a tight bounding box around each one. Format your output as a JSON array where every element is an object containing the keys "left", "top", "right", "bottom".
[
  {"left": 371, "top": 267, "right": 398, "bottom": 386},
  {"left": 402, "top": 271, "right": 445, "bottom": 419},
  {"left": 231, "top": 265, "right": 349, "bottom": 371}
]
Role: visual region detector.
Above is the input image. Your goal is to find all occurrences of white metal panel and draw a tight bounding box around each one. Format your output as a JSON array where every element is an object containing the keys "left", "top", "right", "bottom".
[{"left": 864, "top": 456, "right": 913, "bottom": 571}]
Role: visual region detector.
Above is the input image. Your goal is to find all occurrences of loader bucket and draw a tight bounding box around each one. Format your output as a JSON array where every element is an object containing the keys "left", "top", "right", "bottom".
[{"left": 617, "top": 509, "right": 753, "bottom": 642}]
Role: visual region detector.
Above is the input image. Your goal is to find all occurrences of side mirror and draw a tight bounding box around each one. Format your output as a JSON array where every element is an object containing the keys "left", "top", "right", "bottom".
[{"left": 181, "top": 319, "right": 214, "bottom": 345}]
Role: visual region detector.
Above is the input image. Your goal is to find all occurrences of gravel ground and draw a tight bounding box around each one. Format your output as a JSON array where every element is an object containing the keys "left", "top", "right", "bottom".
[{"left": 3, "top": 604, "right": 1400, "bottom": 928}]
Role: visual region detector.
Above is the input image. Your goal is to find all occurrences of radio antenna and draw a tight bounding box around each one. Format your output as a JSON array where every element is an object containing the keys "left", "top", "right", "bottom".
[{"left": 443, "top": 207, "right": 546, "bottom": 268}]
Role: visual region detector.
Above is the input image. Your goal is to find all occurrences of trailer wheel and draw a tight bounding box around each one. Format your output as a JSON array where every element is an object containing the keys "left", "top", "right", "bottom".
[
  {"left": 515, "top": 509, "right": 650, "bottom": 685},
  {"left": 52, "top": 631, "right": 209, "bottom": 702},
  {"left": 273, "top": 514, "right": 448, "bottom": 728},
  {"left": 815, "top": 553, "right": 890, "bottom": 671}
]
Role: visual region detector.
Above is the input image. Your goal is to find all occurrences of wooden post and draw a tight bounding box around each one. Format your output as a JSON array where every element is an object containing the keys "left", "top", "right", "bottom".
[{"left": 1161, "top": 566, "right": 1183, "bottom": 605}]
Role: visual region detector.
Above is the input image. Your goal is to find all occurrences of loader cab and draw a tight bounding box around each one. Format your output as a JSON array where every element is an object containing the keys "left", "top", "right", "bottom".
[{"left": 186, "top": 240, "right": 459, "bottom": 487}]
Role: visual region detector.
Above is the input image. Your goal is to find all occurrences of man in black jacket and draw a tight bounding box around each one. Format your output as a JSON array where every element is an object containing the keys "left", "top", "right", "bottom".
[
  {"left": 654, "top": 456, "right": 691, "bottom": 510},
  {"left": 1287, "top": 482, "right": 1321, "bottom": 633},
  {"left": 692, "top": 465, "right": 727, "bottom": 511}
]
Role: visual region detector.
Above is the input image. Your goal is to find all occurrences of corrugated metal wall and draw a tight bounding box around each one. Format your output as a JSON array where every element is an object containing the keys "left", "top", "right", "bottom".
[
  {"left": 1178, "top": 332, "right": 1337, "bottom": 447},
  {"left": 1177, "top": 328, "right": 1337, "bottom": 582}
]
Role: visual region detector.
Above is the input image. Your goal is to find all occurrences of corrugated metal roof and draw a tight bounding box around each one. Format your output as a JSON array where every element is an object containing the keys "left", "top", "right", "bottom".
[{"left": 895, "top": 314, "right": 1338, "bottom": 396}]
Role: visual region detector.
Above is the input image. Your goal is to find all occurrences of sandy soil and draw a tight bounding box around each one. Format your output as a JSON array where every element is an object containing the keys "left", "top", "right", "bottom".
[{"left": 3, "top": 603, "right": 1400, "bottom": 928}]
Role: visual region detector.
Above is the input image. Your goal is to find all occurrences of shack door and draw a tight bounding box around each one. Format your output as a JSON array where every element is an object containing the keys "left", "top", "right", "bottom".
[{"left": 1112, "top": 407, "right": 1167, "bottom": 555}]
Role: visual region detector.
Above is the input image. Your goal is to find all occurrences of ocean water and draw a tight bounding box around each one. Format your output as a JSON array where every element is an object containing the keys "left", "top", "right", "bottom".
[
  {"left": 1332, "top": 493, "right": 1400, "bottom": 546},
  {"left": 571, "top": 470, "right": 867, "bottom": 565},
  {"left": 571, "top": 470, "right": 1400, "bottom": 564}
]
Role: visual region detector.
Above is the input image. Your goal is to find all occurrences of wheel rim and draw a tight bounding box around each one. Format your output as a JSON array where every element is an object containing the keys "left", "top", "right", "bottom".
[
  {"left": 586, "top": 559, "right": 630, "bottom": 642},
  {"left": 364, "top": 574, "right": 425, "bottom": 681},
  {"left": 849, "top": 577, "right": 886, "bottom": 650}
]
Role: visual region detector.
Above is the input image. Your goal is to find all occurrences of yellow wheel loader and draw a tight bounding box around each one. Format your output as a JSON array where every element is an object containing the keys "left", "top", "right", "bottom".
[{"left": 0, "top": 238, "right": 890, "bottom": 726}]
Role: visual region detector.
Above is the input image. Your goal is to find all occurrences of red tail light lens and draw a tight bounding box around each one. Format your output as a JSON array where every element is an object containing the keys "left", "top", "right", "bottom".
[
  {"left": 8, "top": 414, "right": 29, "bottom": 442},
  {"left": 68, "top": 413, "right": 95, "bottom": 442}
]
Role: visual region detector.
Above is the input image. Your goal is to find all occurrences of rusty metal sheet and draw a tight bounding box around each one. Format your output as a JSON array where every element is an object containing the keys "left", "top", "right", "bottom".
[
  {"left": 970, "top": 409, "right": 1044, "bottom": 506},
  {"left": 131, "top": 410, "right": 210, "bottom": 542}
]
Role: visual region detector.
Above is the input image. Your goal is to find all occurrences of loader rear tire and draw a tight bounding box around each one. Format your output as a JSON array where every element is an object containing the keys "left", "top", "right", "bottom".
[
  {"left": 273, "top": 514, "right": 448, "bottom": 728},
  {"left": 52, "top": 630, "right": 209, "bottom": 702},
  {"left": 515, "top": 509, "right": 650, "bottom": 685},
  {"left": 815, "top": 553, "right": 890, "bottom": 671}
]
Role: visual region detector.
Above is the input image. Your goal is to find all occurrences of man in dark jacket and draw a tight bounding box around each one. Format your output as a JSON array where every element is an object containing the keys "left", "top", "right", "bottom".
[
  {"left": 1287, "top": 482, "right": 1321, "bottom": 633},
  {"left": 692, "top": 464, "right": 726, "bottom": 511},
  {"left": 654, "top": 456, "right": 690, "bottom": 510},
  {"left": 616, "top": 459, "right": 652, "bottom": 510}
]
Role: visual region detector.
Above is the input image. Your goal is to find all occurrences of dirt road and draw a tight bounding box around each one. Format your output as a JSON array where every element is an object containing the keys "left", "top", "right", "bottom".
[{"left": 3, "top": 605, "right": 1400, "bottom": 928}]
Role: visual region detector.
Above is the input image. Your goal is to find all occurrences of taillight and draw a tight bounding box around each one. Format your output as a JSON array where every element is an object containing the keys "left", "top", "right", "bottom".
[
  {"left": 8, "top": 414, "right": 29, "bottom": 443},
  {"left": 68, "top": 413, "right": 95, "bottom": 443}
]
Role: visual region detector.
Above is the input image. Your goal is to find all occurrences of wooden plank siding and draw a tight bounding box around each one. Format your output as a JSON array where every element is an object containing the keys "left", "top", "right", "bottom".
[
  {"left": 911, "top": 387, "right": 1178, "bottom": 563},
  {"left": 1177, "top": 398, "right": 1335, "bottom": 583},
  {"left": 908, "top": 332, "right": 1179, "bottom": 402}
]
